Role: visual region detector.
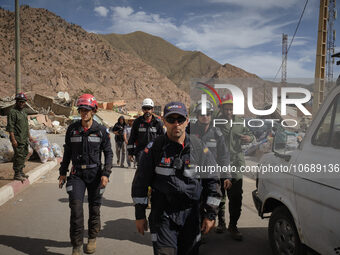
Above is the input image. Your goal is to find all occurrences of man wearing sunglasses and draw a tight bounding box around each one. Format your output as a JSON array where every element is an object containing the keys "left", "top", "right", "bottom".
[
  {"left": 190, "top": 100, "right": 232, "bottom": 234},
  {"left": 127, "top": 98, "right": 164, "bottom": 165},
  {"left": 132, "top": 102, "right": 221, "bottom": 255}
]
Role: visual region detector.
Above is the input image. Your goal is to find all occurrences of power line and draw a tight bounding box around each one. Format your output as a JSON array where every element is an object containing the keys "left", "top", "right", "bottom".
[{"left": 273, "top": 0, "right": 309, "bottom": 81}]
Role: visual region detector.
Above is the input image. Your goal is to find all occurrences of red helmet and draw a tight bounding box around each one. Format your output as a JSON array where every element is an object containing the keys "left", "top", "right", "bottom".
[
  {"left": 76, "top": 94, "right": 98, "bottom": 111},
  {"left": 15, "top": 92, "right": 27, "bottom": 101},
  {"left": 220, "top": 94, "right": 233, "bottom": 105}
]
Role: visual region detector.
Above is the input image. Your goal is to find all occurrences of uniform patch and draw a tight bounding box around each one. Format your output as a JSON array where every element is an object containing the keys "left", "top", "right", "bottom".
[
  {"left": 146, "top": 142, "right": 154, "bottom": 149},
  {"left": 106, "top": 128, "right": 109, "bottom": 134},
  {"left": 144, "top": 148, "right": 149, "bottom": 154},
  {"left": 203, "top": 147, "right": 209, "bottom": 154}
]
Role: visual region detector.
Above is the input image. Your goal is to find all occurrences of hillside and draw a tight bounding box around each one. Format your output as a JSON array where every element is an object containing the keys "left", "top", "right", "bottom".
[
  {"left": 0, "top": 6, "right": 189, "bottom": 110},
  {"left": 101, "top": 31, "right": 222, "bottom": 91}
]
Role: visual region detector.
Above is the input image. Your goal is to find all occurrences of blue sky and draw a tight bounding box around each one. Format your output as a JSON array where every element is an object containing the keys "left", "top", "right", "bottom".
[{"left": 1, "top": 0, "right": 340, "bottom": 80}]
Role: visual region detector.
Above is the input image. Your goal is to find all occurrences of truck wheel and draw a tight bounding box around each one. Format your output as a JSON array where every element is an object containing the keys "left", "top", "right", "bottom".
[{"left": 268, "top": 206, "right": 305, "bottom": 255}]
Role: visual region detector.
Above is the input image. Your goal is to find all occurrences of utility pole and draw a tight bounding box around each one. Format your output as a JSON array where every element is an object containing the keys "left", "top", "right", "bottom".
[
  {"left": 326, "top": 0, "right": 336, "bottom": 88},
  {"left": 15, "top": 0, "right": 21, "bottom": 94},
  {"left": 281, "top": 34, "right": 288, "bottom": 85},
  {"left": 313, "top": 0, "right": 328, "bottom": 115}
]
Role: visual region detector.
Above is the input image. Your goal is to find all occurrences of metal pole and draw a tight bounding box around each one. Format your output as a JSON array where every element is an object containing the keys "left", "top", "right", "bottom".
[{"left": 15, "top": 0, "right": 21, "bottom": 93}]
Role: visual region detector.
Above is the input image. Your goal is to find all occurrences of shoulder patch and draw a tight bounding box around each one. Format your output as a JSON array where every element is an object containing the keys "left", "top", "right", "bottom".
[
  {"left": 146, "top": 141, "right": 154, "bottom": 149},
  {"left": 203, "top": 147, "right": 209, "bottom": 154}
]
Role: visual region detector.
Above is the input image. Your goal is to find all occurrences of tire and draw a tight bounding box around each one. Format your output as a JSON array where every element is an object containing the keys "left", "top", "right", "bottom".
[{"left": 268, "top": 206, "right": 305, "bottom": 255}]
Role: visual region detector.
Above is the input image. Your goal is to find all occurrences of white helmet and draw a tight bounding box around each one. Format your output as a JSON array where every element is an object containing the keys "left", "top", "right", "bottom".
[{"left": 142, "top": 98, "right": 154, "bottom": 108}]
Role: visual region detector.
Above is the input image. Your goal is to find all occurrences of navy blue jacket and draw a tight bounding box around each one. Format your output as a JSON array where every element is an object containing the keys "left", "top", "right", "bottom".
[
  {"left": 59, "top": 120, "right": 113, "bottom": 178},
  {"left": 131, "top": 134, "right": 221, "bottom": 223},
  {"left": 191, "top": 122, "right": 231, "bottom": 179},
  {"left": 127, "top": 115, "right": 164, "bottom": 156}
]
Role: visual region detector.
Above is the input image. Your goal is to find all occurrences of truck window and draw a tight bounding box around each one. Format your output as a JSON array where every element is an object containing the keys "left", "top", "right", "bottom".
[
  {"left": 312, "top": 100, "right": 335, "bottom": 146},
  {"left": 330, "top": 96, "right": 340, "bottom": 149}
]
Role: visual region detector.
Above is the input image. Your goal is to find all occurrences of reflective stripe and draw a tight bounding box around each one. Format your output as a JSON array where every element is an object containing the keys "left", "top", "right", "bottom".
[
  {"left": 150, "top": 127, "right": 157, "bottom": 133},
  {"left": 138, "top": 128, "right": 146, "bottom": 132},
  {"left": 132, "top": 197, "right": 148, "bottom": 205},
  {"left": 151, "top": 233, "right": 157, "bottom": 242},
  {"left": 88, "top": 136, "right": 101, "bottom": 142},
  {"left": 206, "top": 142, "right": 217, "bottom": 147},
  {"left": 195, "top": 233, "right": 201, "bottom": 243},
  {"left": 127, "top": 145, "right": 134, "bottom": 149},
  {"left": 155, "top": 167, "right": 175, "bottom": 176},
  {"left": 70, "top": 137, "right": 82, "bottom": 142},
  {"left": 206, "top": 196, "right": 221, "bottom": 207},
  {"left": 183, "top": 169, "right": 196, "bottom": 178}
]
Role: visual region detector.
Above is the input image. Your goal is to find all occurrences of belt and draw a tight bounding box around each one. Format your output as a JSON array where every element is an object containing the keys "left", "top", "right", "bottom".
[{"left": 74, "top": 164, "right": 99, "bottom": 170}]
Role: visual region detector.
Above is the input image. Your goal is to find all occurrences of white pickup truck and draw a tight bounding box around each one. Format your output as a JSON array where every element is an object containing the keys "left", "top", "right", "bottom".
[{"left": 252, "top": 84, "right": 340, "bottom": 255}]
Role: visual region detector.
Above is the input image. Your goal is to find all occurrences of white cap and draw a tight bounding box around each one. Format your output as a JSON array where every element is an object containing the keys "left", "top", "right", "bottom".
[{"left": 142, "top": 98, "right": 154, "bottom": 108}]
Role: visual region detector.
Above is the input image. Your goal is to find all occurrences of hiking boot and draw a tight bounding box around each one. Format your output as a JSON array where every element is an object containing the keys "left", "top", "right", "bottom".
[
  {"left": 20, "top": 172, "right": 29, "bottom": 178},
  {"left": 228, "top": 225, "right": 243, "bottom": 241},
  {"left": 13, "top": 173, "right": 25, "bottom": 181},
  {"left": 85, "top": 238, "right": 96, "bottom": 254},
  {"left": 215, "top": 221, "right": 227, "bottom": 233},
  {"left": 72, "top": 245, "right": 83, "bottom": 255}
]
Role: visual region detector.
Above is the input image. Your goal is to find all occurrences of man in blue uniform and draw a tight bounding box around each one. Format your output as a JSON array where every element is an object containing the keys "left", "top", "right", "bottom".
[
  {"left": 132, "top": 102, "right": 221, "bottom": 255},
  {"left": 190, "top": 100, "right": 232, "bottom": 233},
  {"left": 127, "top": 98, "right": 164, "bottom": 165},
  {"left": 58, "top": 94, "right": 113, "bottom": 255}
]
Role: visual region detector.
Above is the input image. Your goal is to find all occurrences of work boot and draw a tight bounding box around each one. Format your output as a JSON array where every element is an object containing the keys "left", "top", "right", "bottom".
[
  {"left": 13, "top": 173, "right": 25, "bottom": 181},
  {"left": 20, "top": 171, "right": 29, "bottom": 178},
  {"left": 228, "top": 224, "right": 243, "bottom": 241},
  {"left": 215, "top": 220, "right": 227, "bottom": 234},
  {"left": 85, "top": 238, "right": 96, "bottom": 254},
  {"left": 72, "top": 246, "right": 83, "bottom": 255}
]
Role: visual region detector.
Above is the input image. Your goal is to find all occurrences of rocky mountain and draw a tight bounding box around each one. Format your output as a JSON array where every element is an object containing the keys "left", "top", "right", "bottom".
[
  {"left": 101, "top": 31, "right": 222, "bottom": 91},
  {"left": 0, "top": 6, "right": 189, "bottom": 110},
  {"left": 101, "top": 32, "right": 264, "bottom": 93}
]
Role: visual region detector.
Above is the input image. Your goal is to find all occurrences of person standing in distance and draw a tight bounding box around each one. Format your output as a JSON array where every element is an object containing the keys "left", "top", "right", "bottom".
[{"left": 58, "top": 94, "right": 113, "bottom": 255}]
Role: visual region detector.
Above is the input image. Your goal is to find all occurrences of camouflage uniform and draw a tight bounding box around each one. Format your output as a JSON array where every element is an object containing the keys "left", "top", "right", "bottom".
[{"left": 6, "top": 106, "right": 29, "bottom": 178}]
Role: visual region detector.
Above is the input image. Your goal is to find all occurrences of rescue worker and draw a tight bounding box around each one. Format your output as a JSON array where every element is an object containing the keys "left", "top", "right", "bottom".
[
  {"left": 190, "top": 100, "right": 232, "bottom": 230},
  {"left": 215, "top": 94, "right": 255, "bottom": 241},
  {"left": 58, "top": 94, "right": 113, "bottom": 255},
  {"left": 127, "top": 98, "right": 164, "bottom": 165},
  {"left": 132, "top": 102, "right": 222, "bottom": 255},
  {"left": 6, "top": 93, "right": 32, "bottom": 181}
]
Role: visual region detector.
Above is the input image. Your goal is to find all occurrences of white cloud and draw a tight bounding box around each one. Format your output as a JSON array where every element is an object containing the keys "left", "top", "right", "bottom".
[
  {"left": 205, "top": 0, "right": 299, "bottom": 10},
  {"left": 226, "top": 53, "right": 314, "bottom": 79},
  {"left": 94, "top": 6, "right": 109, "bottom": 17},
  {"left": 106, "top": 6, "right": 315, "bottom": 78},
  {"left": 110, "top": 6, "right": 179, "bottom": 37}
]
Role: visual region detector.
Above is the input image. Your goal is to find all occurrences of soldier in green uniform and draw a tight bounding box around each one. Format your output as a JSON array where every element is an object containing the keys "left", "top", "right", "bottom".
[
  {"left": 215, "top": 94, "right": 255, "bottom": 241},
  {"left": 6, "top": 93, "right": 32, "bottom": 181}
]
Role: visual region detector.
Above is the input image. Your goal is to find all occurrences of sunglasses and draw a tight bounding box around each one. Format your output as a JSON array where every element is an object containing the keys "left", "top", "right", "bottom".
[
  {"left": 198, "top": 112, "right": 212, "bottom": 117},
  {"left": 142, "top": 106, "right": 153, "bottom": 111},
  {"left": 165, "top": 116, "right": 187, "bottom": 124}
]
